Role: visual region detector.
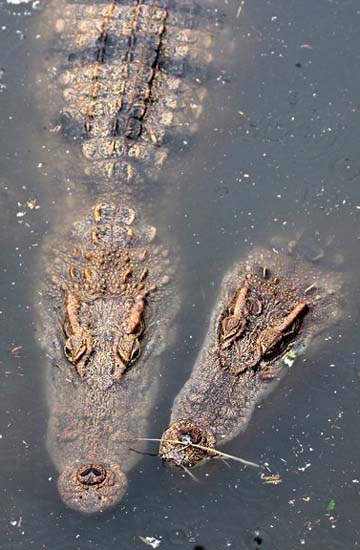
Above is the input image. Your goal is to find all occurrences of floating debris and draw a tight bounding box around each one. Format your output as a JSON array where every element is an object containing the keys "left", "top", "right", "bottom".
[
  {"left": 139, "top": 536, "right": 161, "bottom": 549},
  {"left": 26, "top": 198, "right": 38, "bottom": 210},
  {"left": 137, "top": 437, "right": 260, "bottom": 468},
  {"left": 261, "top": 473, "right": 282, "bottom": 485},
  {"left": 284, "top": 350, "right": 297, "bottom": 367},
  {"left": 236, "top": 1, "right": 245, "bottom": 18},
  {"left": 10, "top": 345, "right": 22, "bottom": 358},
  {"left": 10, "top": 516, "right": 23, "bottom": 528}
]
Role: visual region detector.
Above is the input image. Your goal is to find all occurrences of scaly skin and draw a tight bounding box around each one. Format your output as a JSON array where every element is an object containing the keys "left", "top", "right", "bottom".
[
  {"left": 159, "top": 247, "right": 344, "bottom": 468},
  {"left": 35, "top": 0, "right": 217, "bottom": 512},
  {"left": 38, "top": 0, "right": 213, "bottom": 188},
  {"left": 39, "top": 202, "right": 177, "bottom": 512}
]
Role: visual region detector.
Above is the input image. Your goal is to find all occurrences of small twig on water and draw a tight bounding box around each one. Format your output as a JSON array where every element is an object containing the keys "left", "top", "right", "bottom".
[
  {"left": 135, "top": 437, "right": 260, "bottom": 469},
  {"left": 236, "top": 1, "right": 245, "bottom": 18},
  {"left": 181, "top": 466, "right": 199, "bottom": 482},
  {"left": 219, "top": 457, "right": 232, "bottom": 469},
  {"left": 128, "top": 447, "right": 158, "bottom": 458}
]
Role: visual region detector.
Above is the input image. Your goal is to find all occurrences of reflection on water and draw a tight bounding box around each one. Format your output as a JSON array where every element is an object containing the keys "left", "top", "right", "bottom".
[{"left": 0, "top": 0, "right": 360, "bottom": 548}]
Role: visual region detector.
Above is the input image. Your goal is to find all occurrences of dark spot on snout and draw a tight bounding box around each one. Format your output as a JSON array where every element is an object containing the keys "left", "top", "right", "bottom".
[{"left": 77, "top": 463, "right": 107, "bottom": 486}]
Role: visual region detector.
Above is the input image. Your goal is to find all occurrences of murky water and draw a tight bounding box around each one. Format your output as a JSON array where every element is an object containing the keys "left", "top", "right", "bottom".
[{"left": 1, "top": 0, "right": 360, "bottom": 548}]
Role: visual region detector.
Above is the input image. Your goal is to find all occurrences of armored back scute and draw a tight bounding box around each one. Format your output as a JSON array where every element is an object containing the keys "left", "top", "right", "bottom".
[{"left": 38, "top": 0, "right": 216, "bottom": 193}]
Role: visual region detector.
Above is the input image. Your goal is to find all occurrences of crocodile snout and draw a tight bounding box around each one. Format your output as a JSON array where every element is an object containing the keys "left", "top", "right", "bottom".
[
  {"left": 58, "top": 462, "right": 127, "bottom": 513},
  {"left": 159, "top": 420, "right": 216, "bottom": 468}
]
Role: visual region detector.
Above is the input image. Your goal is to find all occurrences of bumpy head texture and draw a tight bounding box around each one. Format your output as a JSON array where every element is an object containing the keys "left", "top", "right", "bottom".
[
  {"left": 41, "top": 201, "right": 176, "bottom": 511},
  {"left": 44, "top": 201, "right": 173, "bottom": 385},
  {"left": 58, "top": 462, "right": 127, "bottom": 513},
  {"left": 160, "top": 246, "right": 343, "bottom": 468},
  {"left": 217, "top": 267, "right": 309, "bottom": 375},
  {"left": 160, "top": 420, "right": 216, "bottom": 468}
]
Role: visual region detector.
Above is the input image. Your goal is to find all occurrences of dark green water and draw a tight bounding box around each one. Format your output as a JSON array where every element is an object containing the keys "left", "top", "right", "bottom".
[{"left": 0, "top": 0, "right": 360, "bottom": 548}]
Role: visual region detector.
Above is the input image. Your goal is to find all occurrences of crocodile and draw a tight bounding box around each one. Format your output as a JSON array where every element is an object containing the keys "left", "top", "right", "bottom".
[
  {"left": 159, "top": 245, "right": 344, "bottom": 468},
  {"left": 35, "top": 0, "right": 218, "bottom": 512},
  {"left": 38, "top": 202, "right": 176, "bottom": 512},
  {"left": 39, "top": 0, "right": 214, "bottom": 189}
]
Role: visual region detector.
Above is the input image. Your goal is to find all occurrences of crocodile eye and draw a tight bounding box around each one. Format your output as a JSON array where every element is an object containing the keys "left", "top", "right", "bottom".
[
  {"left": 115, "top": 334, "right": 142, "bottom": 369},
  {"left": 64, "top": 335, "right": 87, "bottom": 364},
  {"left": 249, "top": 297, "right": 262, "bottom": 316},
  {"left": 130, "top": 340, "right": 141, "bottom": 363}
]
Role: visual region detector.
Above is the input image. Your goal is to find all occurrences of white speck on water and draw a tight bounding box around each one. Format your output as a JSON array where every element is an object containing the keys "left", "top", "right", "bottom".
[
  {"left": 284, "top": 355, "right": 295, "bottom": 367},
  {"left": 7, "top": 0, "right": 32, "bottom": 3},
  {"left": 298, "top": 463, "right": 311, "bottom": 472},
  {"left": 139, "top": 536, "right": 161, "bottom": 549},
  {"left": 10, "top": 517, "right": 22, "bottom": 528}
]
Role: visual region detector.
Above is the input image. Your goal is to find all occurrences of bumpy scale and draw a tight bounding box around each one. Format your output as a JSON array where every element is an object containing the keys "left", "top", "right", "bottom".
[
  {"left": 40, "top": 0, "right": 213, "bottom": 188},
  {"left": 39, "top": 203, "right": 176, "bottom": 512},
  {"left": 36, "top": 0, "right": 216, "bottom": 512},
  {"left": 160, "top": 247, "right": 343, "bottom": 468}
]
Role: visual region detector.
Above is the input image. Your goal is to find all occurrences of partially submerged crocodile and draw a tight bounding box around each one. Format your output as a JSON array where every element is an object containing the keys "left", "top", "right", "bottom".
[
  {"left": 160, "top": 245, "right": 344, "bottom": 468},
  {"left": 40, "top": 0, "right": 213, "bottom": 188},
  {"left": 39, "top": 202, "right": 176, "bottom": 512},
  {"left": 36, "top": 0, "right": 216, "bottom": 511}
]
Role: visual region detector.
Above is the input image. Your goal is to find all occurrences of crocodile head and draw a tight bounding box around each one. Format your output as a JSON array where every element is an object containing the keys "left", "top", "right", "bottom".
[
  {"left": 58, "top": 462, "right": 127, "bottom": 513},
  {"left": 159, "top": 420, "right": 216, "bottom": 468}
]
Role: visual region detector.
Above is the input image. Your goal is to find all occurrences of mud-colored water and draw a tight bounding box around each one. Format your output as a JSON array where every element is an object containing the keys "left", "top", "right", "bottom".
[{"left": 0, "top": 0, "right": 360, "bottom": 548}]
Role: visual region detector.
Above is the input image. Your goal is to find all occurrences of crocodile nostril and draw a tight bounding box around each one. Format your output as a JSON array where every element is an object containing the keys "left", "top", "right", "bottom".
[{"left": 77, "top": 463, "right": 107, "bottom": 486}]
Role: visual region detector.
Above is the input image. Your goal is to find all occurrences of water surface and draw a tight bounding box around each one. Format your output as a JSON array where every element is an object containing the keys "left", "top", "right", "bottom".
[{"left": 0, "top": 0, "right": 360, "bottom": 548}]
